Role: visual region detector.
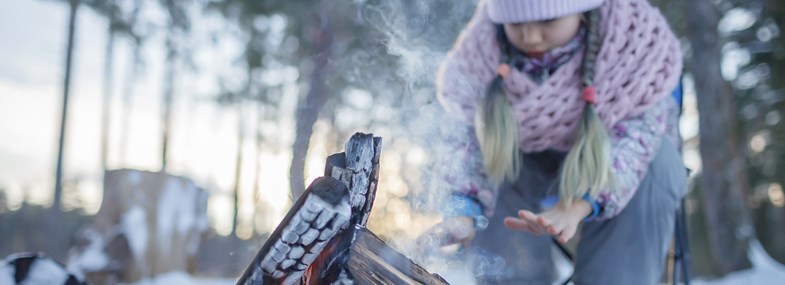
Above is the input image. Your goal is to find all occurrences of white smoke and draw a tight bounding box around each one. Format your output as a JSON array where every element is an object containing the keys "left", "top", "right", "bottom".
[{"left": 346, "top": 0, "right": 509, "bottom": 282}]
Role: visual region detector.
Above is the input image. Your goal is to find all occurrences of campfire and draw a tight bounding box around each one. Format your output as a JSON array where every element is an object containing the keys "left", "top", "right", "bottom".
[{"left": 236, "top": 133, "right": 449, "bottom": 285}]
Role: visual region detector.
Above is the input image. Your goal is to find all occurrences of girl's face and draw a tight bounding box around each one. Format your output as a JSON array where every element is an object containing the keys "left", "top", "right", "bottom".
[{"left": 503, "top": 14, "right": 582, "bottom": 57}]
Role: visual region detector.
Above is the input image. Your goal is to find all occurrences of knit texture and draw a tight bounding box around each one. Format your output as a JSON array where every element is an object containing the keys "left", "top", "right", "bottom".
[
  {"left": 436, "top": 0, "right": 683, "bottom": 153},
  {"left": 488, "top": 0, "right": 605, "bottom": 23}
]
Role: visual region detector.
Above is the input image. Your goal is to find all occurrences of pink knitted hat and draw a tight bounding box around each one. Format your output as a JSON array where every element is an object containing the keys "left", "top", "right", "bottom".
[{"left": 487, "top": 0, "right": 605, "bottom": 23}]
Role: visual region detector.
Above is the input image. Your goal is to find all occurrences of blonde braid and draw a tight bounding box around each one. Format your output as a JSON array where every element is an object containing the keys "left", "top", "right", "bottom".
[
  {"left": 559, "top": 9, "right": 617, "bottom": 205},
  {"left": 476, "top": 25, "right": 520, "bottom": 183}
]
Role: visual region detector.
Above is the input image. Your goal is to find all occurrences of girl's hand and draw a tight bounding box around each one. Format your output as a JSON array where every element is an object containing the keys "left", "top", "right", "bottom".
[
  {"left": 415, "top": 217, "right": 476, "bottom": 251},
  {"left": 503, "top": 200, "right": 592, "bottom": 243}
]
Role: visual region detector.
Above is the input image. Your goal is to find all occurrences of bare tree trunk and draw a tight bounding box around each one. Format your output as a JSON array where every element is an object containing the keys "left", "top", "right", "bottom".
[
  {"left": 290, "top": 3, "right": 333, "bottom": 200},
  {"left": 253, "top": 101, "right": 264, "bottom": 232},
  {"left": 232, "top": 68, "right": 254, "bottom": 236},
  {"left": 100, "top": 23, "right": 115, "bottom": 172},
  {"left": 161, "top": 35, "right": 176, "bottom": 172},
  {"left": 54, "top": 0, "right": 80, "bottom": 210},
  {"left": 686, "top": 0, "right": 753, "bottom": 275},
  {"left": 232, "top": 102, "right": 244, "bottom": 236},
  {"left": 763, "top": 0, "right": 785, "bottom": 265}
]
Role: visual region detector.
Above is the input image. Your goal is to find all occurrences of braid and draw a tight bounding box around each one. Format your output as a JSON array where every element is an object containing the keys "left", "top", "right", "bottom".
[
  {"left": 475, "top": 24, "right": 520, "bottom": 184},
  {"left": 560, "top": 9, "right": 616, "bottom": 205},
  {"left": 495, "top": 24, "right": 512, "bottom": 61},
  {"left": 582, "top": 10, "right": 601, "bottom": 87}
]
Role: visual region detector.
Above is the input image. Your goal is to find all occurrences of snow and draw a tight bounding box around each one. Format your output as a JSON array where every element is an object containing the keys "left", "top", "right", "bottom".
[
  {"left": 124, "top": 272, "right": 233, "bottom": 285},
  {"left": 0, "top": 263, "right": 14, "bottom": 285},
  {"left": 67, "top": 229, "right": 109, "bottom": 273},
  {"left": 431, "top": 247, "right": 574, "bottom": 285},
  {"left": 156, "top": 178, "right": 184, "bottom": 251},
  {"left": 55, "top": 239, "right": 785, "bottom": 285},
  {"left": 74, "top": 244, "right": 110, "bottom": 272},
  {"left": 156, "top": 177, "right": 208, "bottom": 255},
  {"left": 64, "top": 171, "right": 211, "bottom": 282},
  {"left": 17, "top": 257, "right": 70, "bottom": 285},
  {"left": 122, "top": 205, "right": 149, "bottom": 260},
  {"left": 693, "top": 240, "right": 785, "bottom": 285},
  {"left": 436, "top": 240, "right": 785, "bottom": 285}
]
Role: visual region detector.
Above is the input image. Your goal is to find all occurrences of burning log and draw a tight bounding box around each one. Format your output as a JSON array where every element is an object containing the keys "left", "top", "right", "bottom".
[
  {"left": 303, "top": 225, "right": 449, "bottom": 284},
  {"left": 237, "top": 177, "right": 352, "bottom": 285},
  {"left": 324, "top": 133, "right": 382, "bottom": 227},
  {"left": 237, "top": 133, "right": 448, "bottom": 285}
]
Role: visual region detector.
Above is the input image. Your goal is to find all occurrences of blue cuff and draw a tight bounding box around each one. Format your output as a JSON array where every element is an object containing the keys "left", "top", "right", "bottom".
[
  {"left": 444, "top": 193, "right": 483, "bottom": 218},
  {"left": 538, "top": 195, "right": 601, "bottom": 221},
  {"left": 582, "top": 194, "right": 601, "bottom": 222},
  {"left": 539, "top": 196, "right": 559, "bottom": 209}
]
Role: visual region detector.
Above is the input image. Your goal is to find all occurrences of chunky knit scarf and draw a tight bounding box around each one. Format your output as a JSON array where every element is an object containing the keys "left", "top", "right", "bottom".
[
  {"left": 511, "top": 26, "right": 587, "bottom": 84},
  {"left": 436, "top": 0, "right": 683, "bottom": 152}
]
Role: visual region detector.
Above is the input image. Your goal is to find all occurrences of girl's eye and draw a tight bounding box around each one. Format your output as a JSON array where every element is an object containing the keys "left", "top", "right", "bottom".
[{"left": 541, "top": 18, "right": 557, "bottom": 24}]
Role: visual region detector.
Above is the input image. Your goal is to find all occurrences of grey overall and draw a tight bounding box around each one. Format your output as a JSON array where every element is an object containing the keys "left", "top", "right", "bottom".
[{"left": 469, "top": 139, "right": 687, "bottom": 285}]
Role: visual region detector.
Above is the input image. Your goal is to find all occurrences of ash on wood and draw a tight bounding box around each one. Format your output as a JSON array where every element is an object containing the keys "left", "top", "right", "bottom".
[
  {"left": 325, "top": 133, "right": 382, "bottom": 227},
  {"left": 237, "top": 133, "right": 448, "bottom": 285},
  {"left": 303, "top": 225, "right": 449, "bottom": 285},
  {"left": 236, "top": 177, "right": 352, "bottom": 285}
]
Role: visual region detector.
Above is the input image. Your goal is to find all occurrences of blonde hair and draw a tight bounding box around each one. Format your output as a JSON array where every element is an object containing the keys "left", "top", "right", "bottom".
[
  {"left": 475, "top": 75, "right": 520, "bottom": 183},
  {"left": 477, "top": 10, "right": 615, "bottom": 204},
  {"left": 560, "top": 10, "right": 615, "bottom": 205}
]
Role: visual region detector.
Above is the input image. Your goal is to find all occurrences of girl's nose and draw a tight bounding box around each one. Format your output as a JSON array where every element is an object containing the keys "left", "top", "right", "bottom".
[{"left": 520, "top": 26, "right": 543, "bottom": 46}]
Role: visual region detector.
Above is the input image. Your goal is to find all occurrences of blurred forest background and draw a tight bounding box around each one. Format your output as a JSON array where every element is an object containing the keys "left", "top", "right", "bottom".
[{"left": 1, "top": 0, "right": 784, "bottom": 283}]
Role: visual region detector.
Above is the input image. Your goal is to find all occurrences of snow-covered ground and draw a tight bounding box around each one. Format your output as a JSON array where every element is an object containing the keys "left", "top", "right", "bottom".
[
  {"left": 436, "top": 240, "right": 785, "bottom": 285},
  {"left": 691, "top": 241, "right": 785, "bottom": 285},
  {"left": 124, "top": 272, "right": 233, "bottom": 285},
  {"left": 125, "top": 242, "right": 785, "bottom": 285}
]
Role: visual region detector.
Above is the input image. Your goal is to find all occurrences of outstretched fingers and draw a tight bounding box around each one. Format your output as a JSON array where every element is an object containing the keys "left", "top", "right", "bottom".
[
  {"left": 504, "top": 210, "right": 546, "bottom": 235},
  {"left": 558, "top": 226, "right": 577, "bottom": 244},
  {"left": 504, "top": 216, "right": 543, "bottom": 234}
]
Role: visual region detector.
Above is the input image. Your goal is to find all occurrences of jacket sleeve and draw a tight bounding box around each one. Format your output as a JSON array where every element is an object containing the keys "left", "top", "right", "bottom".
[
  {"left": 436, "top": 123, "right": 497, "bottom": 218},
  {"left": 593, "top": 92, "right": 682, "bottom": 220},
  {"left": 434, "top": 0, "right": 502, "bottom": 217}
]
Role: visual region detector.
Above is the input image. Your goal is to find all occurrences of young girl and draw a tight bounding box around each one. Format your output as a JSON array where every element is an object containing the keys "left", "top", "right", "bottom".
[{"left": 419, "top": 0, "right": 687, "bottom": 284}]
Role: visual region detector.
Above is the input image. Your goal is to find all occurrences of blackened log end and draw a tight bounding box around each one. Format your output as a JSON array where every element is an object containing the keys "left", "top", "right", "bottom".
[
  {"left": 306, "top": 176, "right": 348, "bottom": 206},
  {"left": 325, "top": 152, "right": 346, "bottom": 177}
]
